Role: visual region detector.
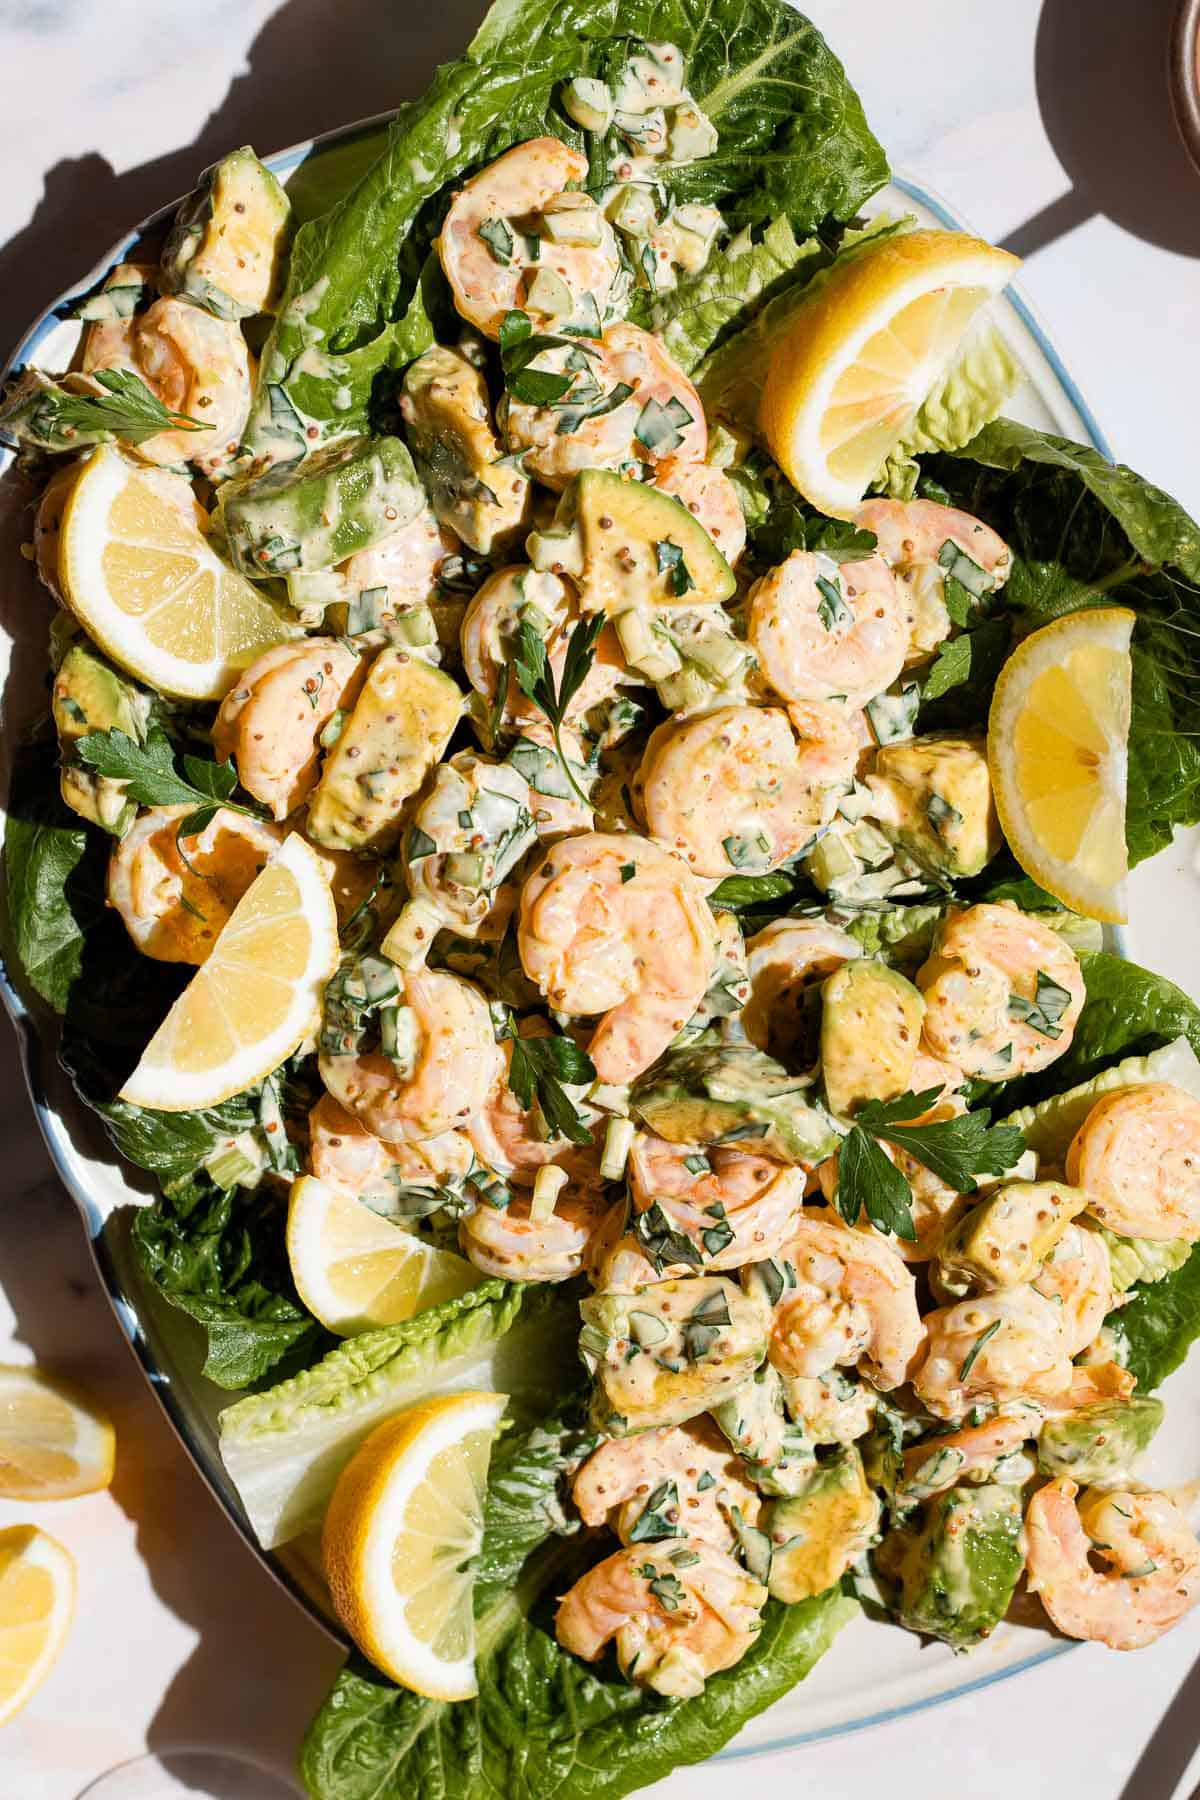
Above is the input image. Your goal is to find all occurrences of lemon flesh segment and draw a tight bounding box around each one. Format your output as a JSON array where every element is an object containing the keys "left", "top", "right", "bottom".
[
  {"left": 988, "top": 607, "right": 1134, "bottom": 922},
  {"left": 0, "top": 1526, "right": 76, "bottom": 1726},
  {"left": 120, "top": 833, "right": 338, "bottom": 1111},
  {"left": 322, "top": 1392, "right": 507, "bottom": 1701},
  {"left": 59, "top": 445, "right": 297, "bottom": 700},
  {"left": 286, "top": 1177, "right": 483, "bottom": 1335},
  {"left": 0, "top": 1365, "right": 116, "bottom": 1501},
  {"left": 759, "top": 229, "right": 1020, "bottom": 517}
]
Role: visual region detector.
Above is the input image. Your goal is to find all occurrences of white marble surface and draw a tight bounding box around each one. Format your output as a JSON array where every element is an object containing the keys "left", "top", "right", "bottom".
[{"left": 3, "top": 0, "right": 1200, "bottom": 1795}]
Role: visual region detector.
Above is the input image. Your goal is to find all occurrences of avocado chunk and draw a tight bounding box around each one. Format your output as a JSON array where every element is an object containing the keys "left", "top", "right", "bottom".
[
  {"left": 401, "top": 346, "right": 531, "bottom": 555},
  {"left": 933, "top": 1180, "right": 1089, "bottom": 1298},
  {"left": 875, "top": 1483, "right": 1024, "bottom": 1648},
  {"left": 306, "top": 650, "right": 463, "bottom": 854},
  {"left": 763, "top": 1447, "right": 880, "bottom": 1602},
  {"left": 160, "top": 147, "right": 291, "bottom": 319},
  {"left": 1037, "top": 1397, "right": 1164, "bottom": 1484},
  {"left": 220, "top": 436, "right": 425, "bottom": 579},
  {"left": 820, "top": 960, "right": 924, "bottom": 1118},
  {"left": 867, "top": 735, "right": 1001, "bottom": 879},
  {"left": 581, "top": 1275, "right": 767, "bottom": 1436},
  {"left": 52, "top": 643, "right": 149, "bottom": 835},
  {"left": 630, "top": 1041, "right": 839, "bottom": 1166},
  {"left": 709, "top": 1363, "right": 816, "bottom": 1497},
  {"left": 527, "top": 468, "right": 736, "bottom": 617}
]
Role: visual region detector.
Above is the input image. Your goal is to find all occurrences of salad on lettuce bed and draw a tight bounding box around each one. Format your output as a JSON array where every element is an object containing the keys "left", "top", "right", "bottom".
[{"left": 5, "top": 0, "right": 1200, "bottom": 1793}]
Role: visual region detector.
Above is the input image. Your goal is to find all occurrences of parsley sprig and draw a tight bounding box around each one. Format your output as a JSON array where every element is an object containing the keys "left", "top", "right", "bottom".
[
  {"left": 1, "top": 368, "right": 202, "bottom": 449},
  {"left": 500, "top": 1010, "right": 596, "bottom": 1146},
  {"left": 510, "top": 614, "right": 602, "bottom": 808},
  {"left": 76, "top": 728, "right": 265, "bottom": 844},
  {"left": 834, "top": 1086, "right": 1026, "bottom": 1242}
]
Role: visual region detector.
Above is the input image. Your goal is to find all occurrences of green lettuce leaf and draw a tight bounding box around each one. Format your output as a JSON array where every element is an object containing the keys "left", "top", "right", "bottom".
[
  {"left": 649, "top": 216, "right": 821, "bottom": 374},
  {"left": 1110, "top": 1254, "right": 1200, "bottom": 1393},
  {"left": 872, "top": 320, "right": 1020, "bottom": 499},
  {"left": 1002, "top": 1034, "right": 1200, "bottom": 1164},
  {"left": 1097, "top": 1228, "right": 1191, "bottom": 1299},
  {"left": 2, "top": 747, "right": 102, "bottom": 1013},
  {"left": 131, "top": 1175, "right": 327, "bottom": 1390},
  {"left": 932, "top": 421, "right": 1200, "bottom": 865}
]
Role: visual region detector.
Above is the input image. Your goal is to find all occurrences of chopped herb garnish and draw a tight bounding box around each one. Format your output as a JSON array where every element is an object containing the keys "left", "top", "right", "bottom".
[
  {"left": 683, "top": 1153, "right": 711, "bottom": 1176},
  {"left": 695, "top": 1470, "right": 716, "bottom": 1493},
  {"left": 500, "top": 1010, "right": 596, "bottom": 1146},
  {"left": 619, "top": 862, "right": 636, "bottom": 883},
  {"left": 926, "top": 791, "right": 963, "bottom": 842},
  {"left": 638, "top": 1564, "right": 687, "bottom": 1611},
  {"left": 499, "top": 308, "right": 590, "bottom": 405},
  {"left": 477, "top": 217, "right": 514, "bottom": 265},
  {"left": 701, "top": 1201, "right": 734, "bottom": 1258},
  {"left": 722, "top": 832, "right": 772, "bottom": 870},
  {"left": 554, "top": 379, "right": 633, "bottom": 437},
  {"left": 816, "top": 574, "right": 852, "bottom": 630},
  {"left": 407, "top": 825, "right": 437, "bottom": 861},
  {"left": 76, "top": 727, "right": 263, "bottom": 848},
  {"left": 958, "top": 1318, "right": 1002, "bottom": 1382},
  {"left": 835, "top": 1087, "right": 1026, "bottom": 1241},
  {"left": 937, "top": 539, "right": 992, "bottom": 598},
  {"left": 682, "top": 1287, "right": 731, "bottom": 1361},
  {"left": 510, "top": 613, "right": 603, "bottom": 808},
  {"left": 0, "top": 367, "right": 203, "bottom": 449},
  {"left": 1008, "top": 970, "right": 1074, "bottom": 1040},
  {"left": 634, "top": 1200, "right": 702, "bottom": 1273},
  {"left": 634, "top": 394, "right": 693, "bottom": 453},
  {"left": 655, "top": 539, "right": 695, "bottom": 597},
  {"left": 627, "top": 1479, "right": 683, "bottom": 1542}
]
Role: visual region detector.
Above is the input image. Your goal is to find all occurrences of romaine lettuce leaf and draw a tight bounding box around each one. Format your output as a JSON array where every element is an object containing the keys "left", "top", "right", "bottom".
[
  {"left": 1002, "top": 1034, "right": 1200, "bottom": 1163},
  {"left": 1097, "top": 1228, "right": 1191, "bottom": 1298},
  {"left": 648, "top": 216, "right": 821, "bottom": 374},
  {"left": 873, "top": 320, "right": 1020, "bottom": 499},
  {"left": 1109, "top": 1253, "right": 1200, "bottom": 1393}
]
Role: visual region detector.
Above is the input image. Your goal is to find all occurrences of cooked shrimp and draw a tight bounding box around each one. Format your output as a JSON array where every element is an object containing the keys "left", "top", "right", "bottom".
[
  {"left": 627, "top": 1132, "right": 807, "bottom": 1271},
  {"left": 517, "top": 832, "right": 715, "bottom": 1083},
  {"left": 308, "top": 1092, "right": 473, "bottom": 1201},
  {"left": 459, "top": 1184, "right": 611, "bottom": 1282},
  {"left": 437, "top": 138, "right": 623, "bottom": 340},
  {"left": 107, "top": 804, "right": 282, "bottom": 964},
  {"left": 637, "top": 704, "right": 855, "bottom": 880},
  {"left": 82, "top": 296, "right": 251, "bottom": 477},
  {"left": 501, "top": 322, "right": 706, "bottom": 490},
  {"left": 555, "top": 1538, "right": 766, "bottom": 1699},
  {"left": 898, "top": 1409, "right": 1038, "bottom": 1505},
  {"left": 917, "top": 902, "right": 1085, "bottom": 1078},
  {"left": 1042, "top": 1361, "right": 1136, "bottom": 1413},
  {"left": 781, "top": 1370, "right": 876, "bottom": 1445},
  {"left": 740, "top": 918, "right": 861, "bottom": 1064},
  {"left": 329, "top": 507, "right": 459, "bottom": 612},
  {"left": 400, "top": 344, "right": 531, "bottom": 555},
  {"left": 913, "top": 1286, "right": 1072, "bottom": 1420},
  {"left": 1023, "top": 1480, "right": 1200, "bottom": 1650},
  {"left": 460, "top": 565, "right": 628, "bottom": 734},
  {"left": 746, "top": 550, "right": 907, "bottom": 711},
  {"left": 318, "top": 967, "right": 500, "bottom": 1143},
  {"left": 467, "top": 1028, "right": 601, "bottom": 1186},
  {"left": 212, "top": 639, "right": 366, "bottom": 822},
  {"left": 748, "top": 1207, "right": 924, "bottom": 1391},
  {"left": 857, "top": 497, "right": 1012, "bottom": 662},
  {"left": 654, "top": 457, "right": 746, "bottom": 567},
  {"left": 1032, "top": 1223, "right": 1114, "bottom": 1356},
  {"left": 403, "top": 753, "right": 537, "bottom": 936},
  {"left": 1066, "top": 1082, "right": 1200, "bottom": 1241},
  {"left": 572, "top": 1416, "right": 760, "bottom": 1552}
]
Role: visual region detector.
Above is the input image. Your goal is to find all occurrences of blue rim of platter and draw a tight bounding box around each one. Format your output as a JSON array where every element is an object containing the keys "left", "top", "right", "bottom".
[{"left": 0, "top": 134, "right": 1100, "bottom": 1756}]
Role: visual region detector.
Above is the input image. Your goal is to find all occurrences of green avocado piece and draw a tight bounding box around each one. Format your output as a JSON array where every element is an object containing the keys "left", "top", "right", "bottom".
[
  {"left": 820, "top": 960, "right": 924, "bottom": 1118},
  {"left": 763, "top": 1447, "right": 880, "bottom": 1602},
  {"left": 52, "top": 643, "right": 148, "bottom": 835},
  {"left": 1037, "top": 1397, "right": 1164, "bottom": 1484},
  {"left": 875, "top": 1482, "right": 1024, "bottom": 1648},
  {"left": 220, "top": 436, "right": 425, "bottom": 579},
  {"left": 160, "top": 147, "right": 292, "bottom": 320},
  {"left": 933, "top": 1179, "right": 1089, "bottom": 1299},
  {"left": 581, "top": 1276, "right": 767, "bottom": 1435},
  {"left": 630, "top": 1041, "right": 839, "bottom": 1166},
  {"left": 527, "top": 468, "right": 736, "bottom": 616},
  {"left": 709, "top": 1363, "right": 816, "bottom": 1497},
  {"left": 306, "top": 650, "right": 463, "bottom": 854},
  {"left": 869, "top": 735, "right": 1001, "bottom": 880}
]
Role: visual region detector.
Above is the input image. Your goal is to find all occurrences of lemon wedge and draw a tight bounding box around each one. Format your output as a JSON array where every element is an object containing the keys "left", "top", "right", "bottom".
[
  {"left": 760, "top": 229, "right": 1019, "bottom": 516},
  {"left": 120, "top": 833, "right": 338, "bottom": 1110},
  {"left": 0, "top": 1366, "right": 115, "bottom": 1501},
  {"left": 57, "top": 445, "right": 297, "bottom": 700},
  {"left": 322, "top": 1392, "right": 507, "bottom": 1701},
  {"left": 988, "top": 607, "right": 1134, "bottom": 922},
  {"left": 0, "top": 1526, "right": 76, "bottom": 1726},
  {"left": 287, "top": 1177, "right": 482, "bottom": 1335}
]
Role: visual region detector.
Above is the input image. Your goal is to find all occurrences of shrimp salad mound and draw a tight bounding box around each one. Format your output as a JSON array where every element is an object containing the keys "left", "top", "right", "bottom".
[{"left": 6, "top": 1, "right": 1200, "bottom": 1793}]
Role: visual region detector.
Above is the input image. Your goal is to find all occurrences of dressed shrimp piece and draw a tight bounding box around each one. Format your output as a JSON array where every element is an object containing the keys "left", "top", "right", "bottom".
[
  {"left": 460, "top": 566, "right": 628, "bottom": 735},
  {"left": 627, "top": 1132, "right": 807, "bottom": 1271},
  {"left": 740, "top": 918, "right": 861, "bottom": 1064},
  {"left": 747, "top": 1207, "right": 924, "bottom": 1391},
  {"left": 308, "top": 1092, "right": 473, "bottom": 1202},
  {"left": 459, "top": 1184, "right": 611, "bottom": 1283},
  {"left": 1023, "top": 1480, "right": 1200, "bottom": 1650},
  {"left": 401, "top": 345, "right": 531, "bottom": 556},
  {"left": 1065, "top": 1082, "right": 1200, "bottom": 1241},
  {"left": 572, "top": 1416, "right": 760, "bottom": 1553},
  {"left": 517, "top": 832, "right": 715, "bottom": 1083},
  {"left": 108, "top": 804, "right": 282, "bottom": 964},
  {"left": 212, "top": 640, "right": 366, "bottom": 822},
  {"left": 856, "top": 498, "right": 1013, "bottom": 663},
  {"left": 1031, "top": 1222, "right": 1114, "bottom": 1356},
  {"left": 403, "top": 753, "right": 537, "bottom": 938},
  {"left": 319, "top": 967, "right": 501, "bottom": 1144},
  {"left": 1043, "top": 1361, "right": 1136, "bottom": 1414},
  {"left": 917, "top": 902, "right": 1085, "bottom": 1078},
  {"left": 654, "top": 457, "right": 746, "bottom": 567},
  {"left": 467, "top": 1028, "right": 601, "bottom": 1186},
  {"left": 913, "top": 1286, "right": 1072, "bottom": 1421},
  {"left": 437, "top": 138, "right": 623, "bottom": 340},
  {"left": 637, "top": 704, "right": 855, "bottom": 880},
  {"left": 746, "top": 550, "right": 907, "bottom": 711},
  {"left": 898, "top": 1409, "right": 1038, "bottom": 1505},
  {"left": 501, "top": 322, "right": 706, "bottom": 491},
  {"left": 321, "top": 507, "right": 460, "bottom": 615},
  {"left": 82, "top": 295, "right": 251, "bottom": 478},
  {"left": 555, "top": 1538, "right": 767, "bottom": 1699}
]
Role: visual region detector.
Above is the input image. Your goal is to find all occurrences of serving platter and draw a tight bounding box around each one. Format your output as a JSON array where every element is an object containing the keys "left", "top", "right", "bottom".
[{"left": 1, "top": 121, "right": 1196, "bottom": 1759}]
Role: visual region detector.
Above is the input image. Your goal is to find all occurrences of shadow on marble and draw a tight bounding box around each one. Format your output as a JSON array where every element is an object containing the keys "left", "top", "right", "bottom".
[{"left": 1002, "top": 0, "right": 1200, "bottom": 260}]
